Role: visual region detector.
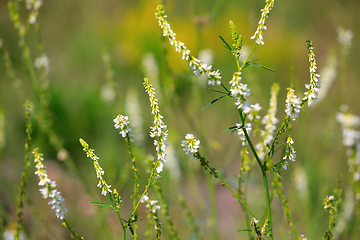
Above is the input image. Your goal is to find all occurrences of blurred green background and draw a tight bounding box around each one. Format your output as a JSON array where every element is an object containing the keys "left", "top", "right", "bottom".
[{"left": 0, "top": 0, "right": 359, "bottom": 239}]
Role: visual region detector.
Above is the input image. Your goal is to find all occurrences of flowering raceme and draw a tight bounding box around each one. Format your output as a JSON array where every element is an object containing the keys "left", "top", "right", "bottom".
[
  {"left": 250, "top": 0, "right": 275, "bottom": 45},
  {"left": 79, "top": 138, "right": 112, "bottom": 196},
  {"left": 155, "top": 5, "right": 222, "bottom": 86},
  {"left": 303, "top": 40, "right": 321, "bottom": 107},
  {"left": 282, "top": 136, "right": 296, "bottom": 170},
  {"left": 33, "top": 148, "right": 68, "bottom": 219},
  {"left": 285, "top": 88, "right": 302, "bottom": 120},
  {"left": 143, "top": 78, "right": 168, "bottom": 175}
]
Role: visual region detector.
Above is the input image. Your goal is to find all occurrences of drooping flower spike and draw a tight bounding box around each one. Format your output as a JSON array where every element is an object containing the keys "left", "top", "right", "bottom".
[{"left": 155, "top": 5, "right": 222, "bottom": 86}]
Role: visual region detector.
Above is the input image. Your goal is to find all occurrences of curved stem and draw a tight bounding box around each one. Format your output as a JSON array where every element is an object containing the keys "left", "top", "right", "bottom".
[
  {"left": 238, "top": 109, "right": 273, "bottom": 239},
  {"left": 195, "top": 152, "right": 256, "bottom": 218}
]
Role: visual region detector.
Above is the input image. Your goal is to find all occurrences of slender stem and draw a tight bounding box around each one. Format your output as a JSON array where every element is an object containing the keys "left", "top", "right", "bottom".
[
  {"left": 126, "top": 136, "right": 139, "bottom": 239},
  {"left": 238, "top": 109, "right": 273, "bottom": 239},
  {"left": 62, "top": 219, "right": 83, "bottom": 240},
  {"left": 195, "top": 152, "right": 256, "bottom": 218}
]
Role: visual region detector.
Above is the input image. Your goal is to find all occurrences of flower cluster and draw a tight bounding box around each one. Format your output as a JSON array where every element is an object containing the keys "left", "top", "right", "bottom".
[
  {"left": 33, "top": 148, "right": 68, "bottom": 219},
  {"left": 250, "top": 0, "right": 275, "bottom": 45},
  {"left": 229, "top": 72, "right": 251, "bottom": 113},
  {"left": 303, "top": 40, "right": 321, "bottom": 107},
  {"left": 323, "top": 195, "right": 335, "bottom": 214},
  {"left": 141, "top": 195, "right": 161, "bottom": 213},
  {"left": 79, "top": 138, "right": 112, "bottom": 196},
  {"left": 282, "top": 136, "right": 296, "bottom": 170},
  {"left": 113, "top": 114, "right": 134, "bottom": 141},
  {"left": 155, "top": 5, "right": 221, "bottom": 86},
  {"left": 181, "top": 134, "right": 201, "bottom": 156},
  {"left": 285, "top": 87, "right": 302, "bottom": 120},
  {"left": 34, "top": 53, "right": 50, "bottom": 73},
  {"left": 143, "top": 78, "right": 168, "bottom": 174}
]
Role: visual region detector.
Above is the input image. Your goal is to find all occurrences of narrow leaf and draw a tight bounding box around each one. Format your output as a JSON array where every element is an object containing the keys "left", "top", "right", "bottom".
[
  {"left": 236, "top": 229, "right": 251, "bottom": 232},
  {"left": 209, "top": 88, "right": 228, "bottom": 94},
  {"left": 250, "top": 63, "right": 277, "bottom": 73},
  {"left": 221, "top": 126, "right": 237, "bottom": 134},
  {"left": 203, "top": 95, "right": 226, "bottom": 110},
  {"left": 219, "top": 35, "right": 232, "bottom": 50}
]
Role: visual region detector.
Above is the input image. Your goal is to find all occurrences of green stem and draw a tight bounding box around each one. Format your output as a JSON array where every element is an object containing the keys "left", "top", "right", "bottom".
[
  {"left": 126, "top": 136, "right": 139, "bottom": 239},
  {"left": 62, "top": 219, "right": 83, "bottom": 239},
  {"left": 238, "top": 109, "right": 273, "bottom": 239}
]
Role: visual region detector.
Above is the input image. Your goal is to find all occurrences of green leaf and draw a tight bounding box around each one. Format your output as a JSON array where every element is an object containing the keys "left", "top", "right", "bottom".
[
  {"left": 221, "top": 126, "right": 237, "bottom": 134},
  {"left": 209, "top": 88, "right": 228, "bottom": 95},
  {"left": 219, "top": 35, "right": 232, "bottom": 50},
  {"left": 250, "top": 62, "right": 277, "bottom": 73},
  {"left": 89, "top": 201, "right": 111, "bottom": 209},
  {"left": 203, "top": 95, "right": 227, "bottom": 110},
  {"left": 236, "top": 229, "right": 251, "bottom": 232}
]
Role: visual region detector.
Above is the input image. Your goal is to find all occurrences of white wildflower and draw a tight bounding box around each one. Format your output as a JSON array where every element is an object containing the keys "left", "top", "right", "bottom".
[
  {"left": 113, "top": 114, "right": 134, "bottom": 142},
  {"left": 125, "top": 89, "right": 145, "bottom": 144},
  {"left": 282, "top": 136, "right": 296, "bottom": 170},
  {"left": 33, "top": 148, "right": 68, "bottom": 219},
  {"left": 79, "top": 139, "right": 112, "bottom": 196},
  {"left": 141, "top": 195, "right": 161, "bottom": 213},
  {"left": 303, "top": 40, "right": 321, "bottom": 107},
  {"left": 144, "top": 78, "right": 168, "bottom": 175},
  {"left": 229, "top": 72, "right": 251, "bottom": 113},
  {"left": 155, "top": 5, "right": 221, "bottom": 85},
  {"left": 285, "top": 87, "right": 302, "bottom": 120},
  {"left": 250, "top": 0, "right": 275, "bottom": 45},
  {"left": 181, "top": 133, "right": 200, "bottom": 157}
]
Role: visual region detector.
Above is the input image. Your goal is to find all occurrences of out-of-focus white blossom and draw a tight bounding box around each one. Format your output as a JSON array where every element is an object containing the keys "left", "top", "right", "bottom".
[
  {"left": 317, "top": 53, "right": 337, "bottom": 102},
  {"left": 34, "top": 53, "right": 49, "bottom": 73},
  {"left": 261, "top": 83, "right": 279, "bottom": 145},
  {"left": 337, "top": 26, "right": 353, "bottom": 52},
  {"left": 165, "top": 145, "right": 181, "bottom": 183}
]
